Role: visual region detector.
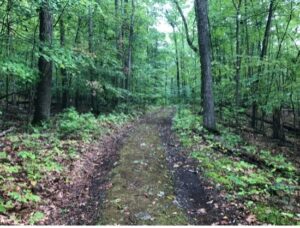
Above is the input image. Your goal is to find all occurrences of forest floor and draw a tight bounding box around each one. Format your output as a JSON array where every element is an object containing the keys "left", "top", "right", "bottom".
[
  {"left": 1, "top": 107, "right": 299, "bottom": 225},
  {"left": 45, "top": 108, "right": 255, "bottom": 225}
]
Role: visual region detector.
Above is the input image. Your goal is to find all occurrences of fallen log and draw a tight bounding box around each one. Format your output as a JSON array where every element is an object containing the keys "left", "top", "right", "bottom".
[{"left": 0, "top": 127, "right": 16, "bottom": 138}]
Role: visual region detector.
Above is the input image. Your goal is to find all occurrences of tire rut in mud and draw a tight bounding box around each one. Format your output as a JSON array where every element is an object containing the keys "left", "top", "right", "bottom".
[{"left": 156, "top": 109, "right": 247, "bottom": 225}]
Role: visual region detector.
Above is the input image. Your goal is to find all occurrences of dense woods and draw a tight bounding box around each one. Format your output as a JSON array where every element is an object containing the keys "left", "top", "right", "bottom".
[
  {"left": 1, "top": 0, "right": 300, "bottom": 135},
  {"left": 0, "top": 0, "right": 299, "bottom": 225}
]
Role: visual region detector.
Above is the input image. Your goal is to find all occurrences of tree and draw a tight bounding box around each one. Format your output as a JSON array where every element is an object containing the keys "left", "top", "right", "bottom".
[
  {"left": 60, "top": 14, "right": 68, "bottom": 110},
  {"left": 33, "top": 0, "right": 53, "bottom": 124},
  {"left": 251, "top": 0, "right": 276, "bottom": 129},
  {"left": 194, "top": 0, "right": 216, "bottom": 131},
  {"left": 232, "top": 0, "right": 242, "bottom": 109}
]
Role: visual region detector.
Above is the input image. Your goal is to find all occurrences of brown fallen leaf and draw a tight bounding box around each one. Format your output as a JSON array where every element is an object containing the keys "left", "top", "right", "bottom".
[{"left": 246, "top": 214, "right": 257, "bottom": 223}]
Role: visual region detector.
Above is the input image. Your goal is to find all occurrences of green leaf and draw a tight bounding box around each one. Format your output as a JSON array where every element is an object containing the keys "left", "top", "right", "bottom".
[
  {"left": 29, "top": 211, "right": 45, "bottom": 225},
  {"left": 0, "top": 152, "right": 7, "bottom": 159},
  {"left": 0, "top": 203, "right": 6, "bottom": 213}
]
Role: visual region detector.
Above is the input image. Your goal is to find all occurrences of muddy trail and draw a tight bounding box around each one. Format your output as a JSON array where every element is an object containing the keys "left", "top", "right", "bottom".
[
  {"left": 47, "top": 109, "right": 248, "bottom": 225},
  {"left": 98, "top": 109, "right": 248, "bottom": 225}
]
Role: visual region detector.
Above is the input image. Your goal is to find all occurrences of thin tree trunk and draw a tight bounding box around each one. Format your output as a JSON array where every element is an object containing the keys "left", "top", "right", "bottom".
[
  {"left": 60, "top": 16, "right": 68, "bottom": 110},
  {"left": 74, "top": 16, "right": 82, "bottom": 45},
  {"left": 125, "top": 0, "right": 135, "bottom": 91},
  {"left": 74, "top": 16, "right": 82, "bottom": 110},
  {"left": 6, "top": 0, "right": 13, "bottom": 111},
  {"left": 171, "top": 23, "right": 180, "bottom": 98},
  {"left": 251, "top": 0, "right": 275, "bottom": 129},
  {"left": 272, "top": 106, "right": 285, "bottom": 140},
  {"left": 115, "top": 0, "right": 120, "bottom": 88},
  {"left": 233, "top": 0, "right": 242, "bottom": 108},
  {"left": 88, "top": 5, "right": 95, "bottom": 111},
  {"left": 173, "top": 0, "right": 198, "bottom": 53}
]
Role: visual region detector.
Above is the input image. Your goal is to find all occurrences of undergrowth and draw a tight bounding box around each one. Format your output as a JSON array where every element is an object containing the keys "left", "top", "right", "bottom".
[
  {"left": 173, "top": 107, "right": 300, "bottom": 225},
  {"left": 0, "top": 108, "right": 138, "bottom": 224}
]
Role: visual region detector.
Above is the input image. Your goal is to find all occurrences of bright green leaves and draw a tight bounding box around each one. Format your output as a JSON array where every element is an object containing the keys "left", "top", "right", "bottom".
[
  {"left": 0, "top": 152, "right": 7, "bottom": 160},
  {"left": 36, "top": 46, "right": 88, "bottom": 72},
  {"left": 8, "top": 190, "right": 40, "bottom": 204},
  {"left": 57, "top": 107, "right": 136, "bottom": 140},
  {"left": 0, "top": 61, "right": 37, "bottom": 83},
  {"left": 29, "top": 211, "right": 45, "bottom": 225},
  {"left": 58, "top": 107, "right": 99, "bottom": 140},
  {"left": 18, "top": 151, "right": 36, "bottom": 160}
]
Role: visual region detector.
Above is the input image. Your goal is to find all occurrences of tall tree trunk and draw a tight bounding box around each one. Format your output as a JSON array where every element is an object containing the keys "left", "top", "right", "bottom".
[
  {"left": 233, "top": 0, "right": 242, "bottom": 108},
  {"left": 171, "top": 23, "right": 180, "bottom": 98},
  {"left": 195, "top": 0, "right": 216, "bottom": 131},
  {"left": 74, "top": 16, "right": 82, "bottom": 109},
  {"left": 251, "top": 0, "right": 275, "bottom": 128},
  {"left": 6, "top": 0, "right": 13, "bottom": 111},
  {"left": 114, "top": 0, "right": 121, "bottom": 88},
  {"left": 125, "top": 0, "right": 135, "bottom": 91},
  {"left": 88, "top": 5, "right": 95, "bottom": 111},
  {"left": 271, "top": 4, "right": 292, "bottom": 140},
  {"left": 122, "top": 0, "right": 128, "bottom": 90},
  {"left": 33, "top": 1, "right": 53, "bottom": 124},
  {"left": 60, "top": 16, "right": 68, "bottom": 110},
  {"left": 74, "top": 16, "right": 82, "bottom": 45},
  {"left": 122, "top": 0, "right": 135, "bottom": 92}
]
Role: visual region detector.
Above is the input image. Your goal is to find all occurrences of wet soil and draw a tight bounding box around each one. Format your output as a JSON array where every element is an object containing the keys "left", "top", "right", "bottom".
[{"left": 156, "top": 109, "right": 249, "bottom": 225}]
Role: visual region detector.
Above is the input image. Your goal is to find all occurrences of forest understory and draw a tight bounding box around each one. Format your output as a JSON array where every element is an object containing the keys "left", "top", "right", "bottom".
[{"left": 0, "top": 106, "right": 299, "bottom": 225}]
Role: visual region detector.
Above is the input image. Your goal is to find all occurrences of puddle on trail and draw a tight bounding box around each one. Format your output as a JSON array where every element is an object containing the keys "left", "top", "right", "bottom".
[{"left": 99, "top": 120, "right": 188, "bottom": 225}]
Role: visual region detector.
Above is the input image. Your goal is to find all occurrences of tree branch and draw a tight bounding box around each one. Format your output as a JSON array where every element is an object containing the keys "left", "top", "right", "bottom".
[{"left": 173, "top": 0, "right": 198, "bottom": 54}]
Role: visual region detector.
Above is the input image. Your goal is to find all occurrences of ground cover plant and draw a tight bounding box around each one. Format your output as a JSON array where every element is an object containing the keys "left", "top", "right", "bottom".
[
  {"left": 173, "top": 107, "right": 300, "bottom": 225},
  {"left": 0, "top": 108, "right": 138, "bottom": 224}
]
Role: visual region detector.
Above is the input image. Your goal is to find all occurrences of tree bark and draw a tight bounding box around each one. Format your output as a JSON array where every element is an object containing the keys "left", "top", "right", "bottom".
[
  {"left": 60, "top": 16, "right": 68, "bottom": 110},
  {"left": 170, "top": 23, "right": 181, "bottom": 98},
  {"left": 6, "top": 0, "right": 13, "bottom": 111},
  {"left": 88, "top": 5, "right": 95, "bottom": 110},
  {"left": 272, "top": 107, "right": 285, "bottom": 140},
  {"left": 74, "top": 16, "right": 82, "bottom": 45},
  {"left": 123, "top": 0, "right": 135, "bottom": 92},
  {"left": 195, "top": 0, "right": 216, "bottom": 131},
  {"left": 271, "top": 3, "right": 292, "bottom": 140},
  {"left": 74, "top": 16, "right": 82, "bottom": 109},
  {"left": 251, "top": 0, "right": 275, "bottom": 128},
  {"left": 233, "top": 0, "right": 242, "bottom": 108},
  {"left": 33, "top": 1, "right": 53, "bottom": 124}
]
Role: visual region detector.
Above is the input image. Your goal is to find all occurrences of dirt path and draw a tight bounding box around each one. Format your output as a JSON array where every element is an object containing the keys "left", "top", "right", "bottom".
[
  {"left": 46, "top": 108, "right": 248, "bottom": 225},
  {"left": 99, "top": 109, "right": 246, "bottom": 225},
  {"left": 99, "top": 110, "right": 188, "bottom": 225}
]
